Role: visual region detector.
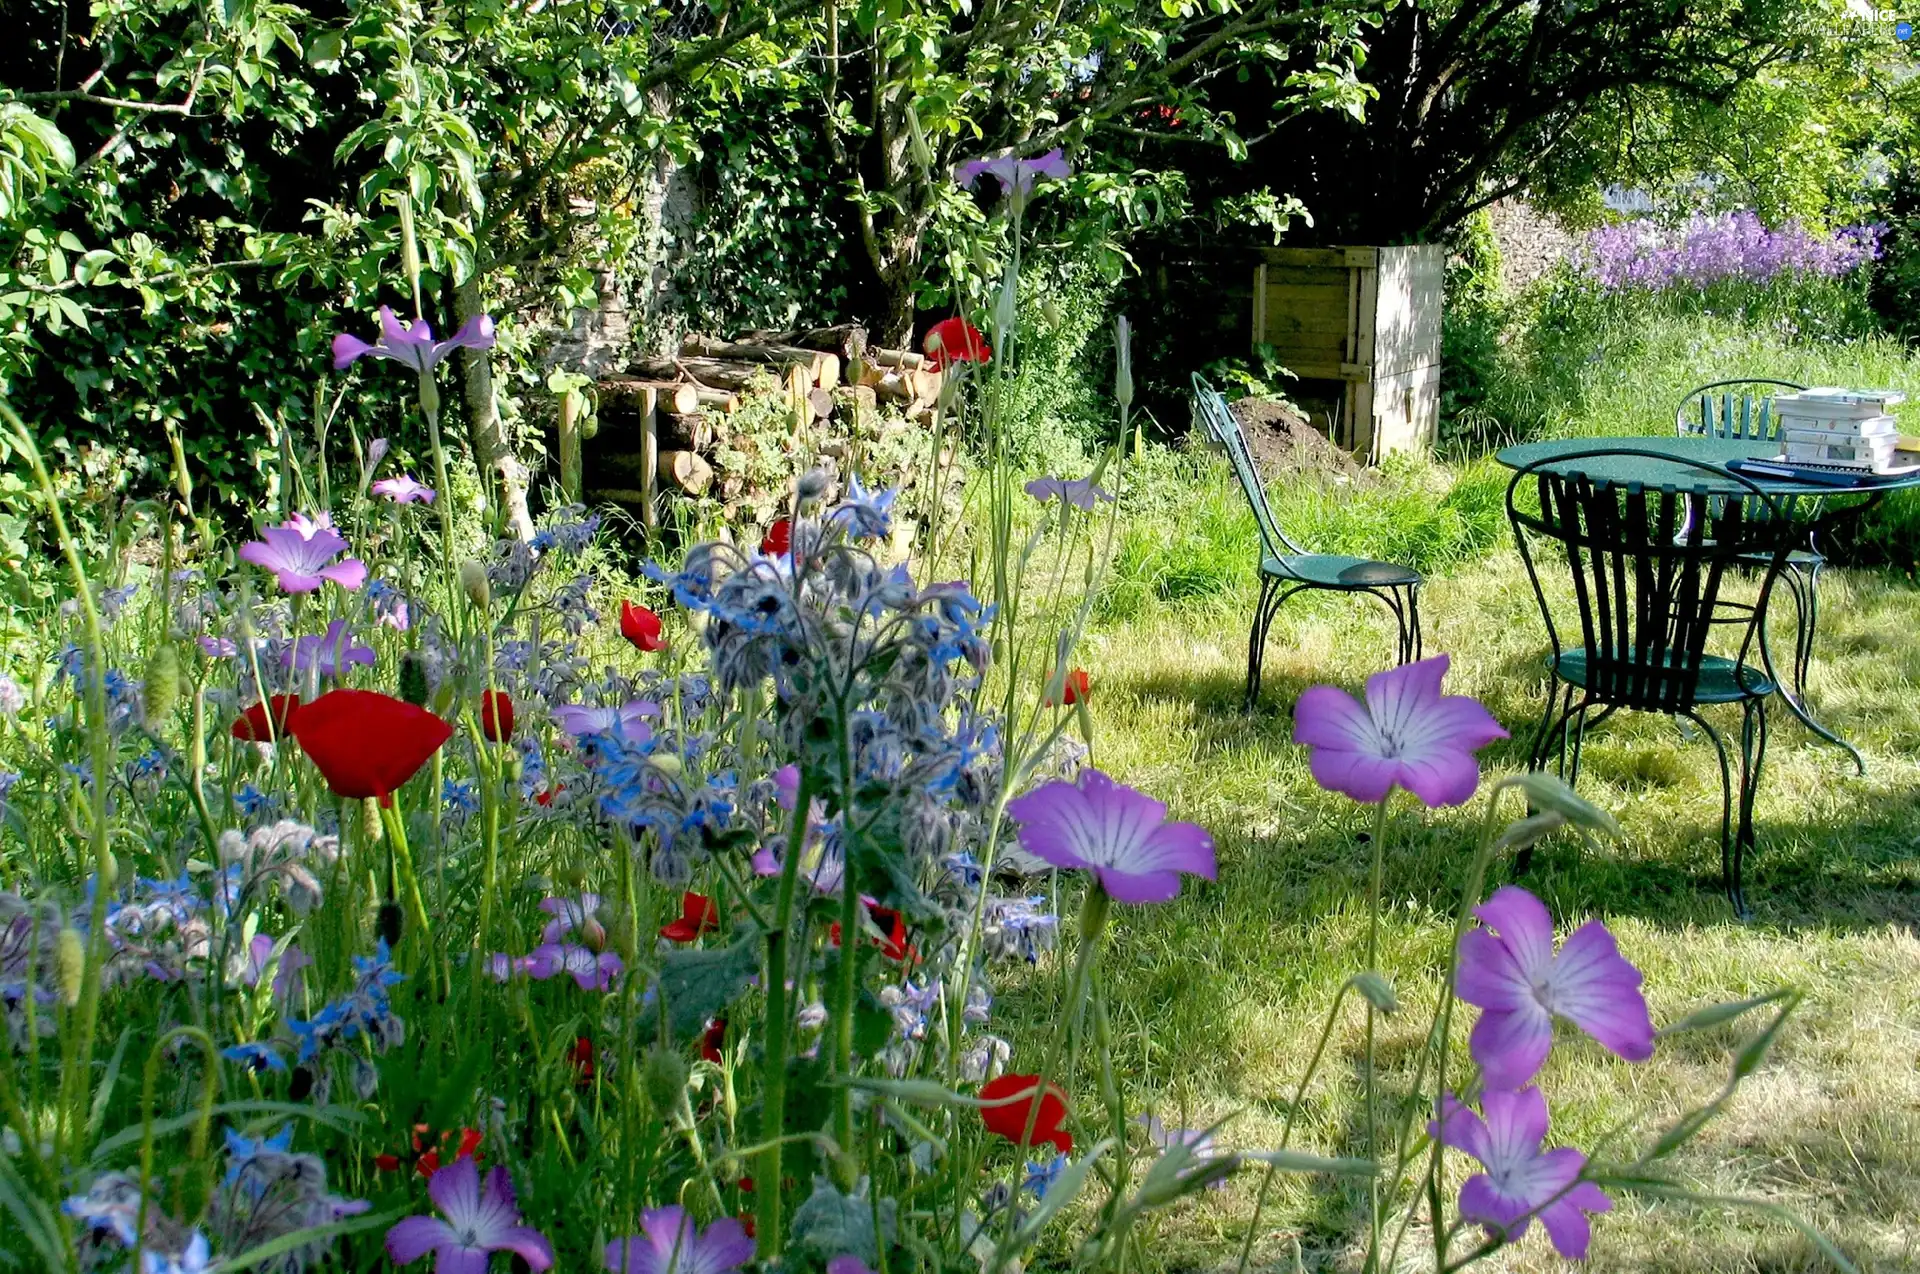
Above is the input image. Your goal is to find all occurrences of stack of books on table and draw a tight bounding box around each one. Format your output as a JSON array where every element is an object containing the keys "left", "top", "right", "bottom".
[{"left": 1771, "top": 387, "right": 1910, "bottom": 472}]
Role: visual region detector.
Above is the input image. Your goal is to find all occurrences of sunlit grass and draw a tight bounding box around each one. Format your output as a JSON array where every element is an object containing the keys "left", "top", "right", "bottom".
[{"left": 1001, "top": 539, "right": 1920, "bottom": 1271}]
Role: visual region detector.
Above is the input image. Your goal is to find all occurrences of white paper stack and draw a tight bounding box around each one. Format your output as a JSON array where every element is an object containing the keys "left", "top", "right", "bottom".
[{"left": 1773, "top": 388, "right": 1909, "bottom": 471}]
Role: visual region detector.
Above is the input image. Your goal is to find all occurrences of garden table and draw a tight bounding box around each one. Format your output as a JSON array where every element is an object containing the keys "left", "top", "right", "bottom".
[{"left": 1496, "top": 434, "right": 1920, "bottom": 772}]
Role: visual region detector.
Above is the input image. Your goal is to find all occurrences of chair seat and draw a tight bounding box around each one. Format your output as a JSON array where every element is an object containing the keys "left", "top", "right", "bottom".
[
  {"left": 1551, "top": 649, "right": 1775, "bottom": 704},
  {"left": 1262, "top": 553, "right": 1421, "bottom": 588},
  {"left": 1736, "top": 547, "right": 1822, "bottom": 570}
]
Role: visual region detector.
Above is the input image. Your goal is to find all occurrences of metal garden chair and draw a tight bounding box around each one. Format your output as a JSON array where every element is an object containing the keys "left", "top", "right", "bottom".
[
  {"left": 1507, "top": 449, "right": 1799, "bottom": 917},
  {"left": 1673, "top": 378, "right": 1860, "bottom": 772},
  {"left": 1192, "top": 375, "right": 1423, "bottom": 710}
]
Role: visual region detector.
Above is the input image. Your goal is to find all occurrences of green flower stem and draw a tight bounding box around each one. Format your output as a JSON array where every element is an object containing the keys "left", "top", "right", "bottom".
[
  {"left": 758, "top": 765, "right": 820, "bottom": 1258},
  {"left": 831, "top": 847, "right": 864, "bottom": 1184},
  {"left": 1362, "top": 796, "right": 1390, "bottom": 1274},
  {"left": 7, "top": 411, "right": 114, "bottom": 1166},
  {"left": 132, "top": 1026, "right": 217, "bottom": 1273}
]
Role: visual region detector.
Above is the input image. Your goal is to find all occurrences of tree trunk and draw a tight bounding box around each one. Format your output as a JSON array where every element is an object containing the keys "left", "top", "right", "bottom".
[
  {"left": 455, "top": 273, "right": 536, "bottom": 542},
  {"left": 633, "top": 85, "right": 702, "bottom": 354}
]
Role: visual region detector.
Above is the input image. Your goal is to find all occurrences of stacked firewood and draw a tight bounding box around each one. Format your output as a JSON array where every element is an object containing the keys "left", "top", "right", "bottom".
[{"left": 577, "top": 324, "right": 944, "bottom": 525}]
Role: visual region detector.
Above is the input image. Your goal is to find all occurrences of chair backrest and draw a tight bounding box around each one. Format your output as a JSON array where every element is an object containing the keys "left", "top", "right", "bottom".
[
  {"left": 1675, "top": 378, "right": 1807, "bottom": 441},
  {"left": 1191, "top": 374, "right": 1304, "bottom": 558},
  {"left": 1506, "top": 449, "right": 1795, "bottom": 711}
]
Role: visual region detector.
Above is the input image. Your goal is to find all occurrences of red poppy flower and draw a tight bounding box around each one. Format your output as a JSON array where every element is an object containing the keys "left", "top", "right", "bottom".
[
  {"left": 830, "top": 900, "right": 917, "bottom": 963},
  {"left": 533, "top": 783, "right": 565, "bottom": 807},
  {"left": 377, "top": 1125, "right": 483, "bottom": 1176},
  {"left": 287, "top": 688, "right": 452, "bottom": 806},
  {"left": 570, "top": 1035, "right": 595, "bottom": 1085},
  {"left": 1043, "top": 668, "right": 1091, "bottom": 707},
  {"left": 660, "top": 891, "right": 721, "bottom": 943},
  {"left": 412, "top": 1125, "right": 484, "bottom": 1177},
  {"left": 230, "top": 695, "right": 303, "bottom": 743},
  {"left": 922, "top": 317, "right": 991, "bottom": 372},
  {"left": 701, "top": 1017, "right": 728, "bottom": 1065},
  {"left": 979, "top": 1073, "right": 1073, "bottom": 1153},
  {"left": 479, "top": 689, "right": 514, "bottom": 742},
  {"left": 760, "top": 518, "right": 791, "bottom": 558},
  {"left": 619, "top": 600, "right": 666, "bottom": 653}
]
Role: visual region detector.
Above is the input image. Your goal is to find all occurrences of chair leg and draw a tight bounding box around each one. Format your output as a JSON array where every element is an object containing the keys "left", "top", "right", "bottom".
[
  {"left": 1245, "top": 577, "right": 1279, "bottom": 712},
  {"left": 1680, "top": 708, "right": 1736, "bottom": 913},
  {"left": 1517, "top": 682, "right": 1580, "bottom": 875},
  {"left": 1729, "top": 698, "right": 1768, "bottom": 921},
  {"left": 1768, "top": 560, "right": 1865, "bottom": 776},
  {"left": 1402, "top": 583, "right": 1424, "bottom": 663}
]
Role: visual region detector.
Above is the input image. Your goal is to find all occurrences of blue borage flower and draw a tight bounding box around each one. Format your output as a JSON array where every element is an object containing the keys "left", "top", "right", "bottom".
[
  {"left": 223, "top": 1126, "right": 294, "bottom": 1188},
  {"left": 288, "top": 940, "right": 406, "bottom": 1063},
  {"left": 222, "top": 1041, "right": 287, "bottom": 1073}
]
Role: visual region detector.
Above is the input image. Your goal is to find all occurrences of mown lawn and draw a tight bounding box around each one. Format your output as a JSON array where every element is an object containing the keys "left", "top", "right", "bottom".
[{"left": 999, "top": 533, "right": 1920, "bottom": 1271}]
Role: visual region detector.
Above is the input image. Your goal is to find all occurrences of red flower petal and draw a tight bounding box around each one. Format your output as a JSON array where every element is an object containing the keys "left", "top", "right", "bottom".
[
  {"left": 374, "top": 1153, "right": 401, "bottom": 1172},
  {"left": 923, "top": 317, "right": 991, "bottom": 372},
  {"left": 979, "top": 1073, "right": 1072, "bottom": 1153},
  {"left": 1044, "top": 669, "right": 1091, "bottom": 707},
  {"left": 533, "top": 782, "right": 564, "bottom": 807},
  {"left": 702, "top": 1017, "right": 728, "bottom": 1065},
  {"left": 760, "top": 518, "right": 792, "bottom": 558},
  {"left": 660, "top": 891, "right": 721, "bottom": 943},
  {"left": 288, "top": 689, "right": 452, "bottom": 806},
  {"left": 620, "top": 600, "right": 666, "bottom": 653},
  {"left": 230, "top": 694, "right": 303, "bottom": 743},
  {"left": 570, "top": 1035, "right": 595, "bottom": 1084},
  {"left": 829, "top": 900, "right": 918, "bottom": 963},
  {"left": 480, "top": 690, "right": 514, "bottom": 742}
]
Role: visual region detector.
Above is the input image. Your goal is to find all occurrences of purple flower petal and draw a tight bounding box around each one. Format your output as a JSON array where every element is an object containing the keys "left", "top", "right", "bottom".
[
  {"left": 428, "top": 1154, "right": 481, "bottom": 1219},
  {"left": 1293, "top": 655, "right": 1507, "bottom": 808},
  {"left": 1005, "top": 770, "right": 1214, "bottom": 903},
  {"left": 1467, "top": 1004, "right": 1554, "bottom": 1092},
  {"left": 332, "top": 333, "right": 377, "bottom": 371},
  {"left": 1543, "top": 921, "right": 1655, "bottom": 1063},
  {"left": 385, "top": 1215, "right": 455, "bottom": 1264}
]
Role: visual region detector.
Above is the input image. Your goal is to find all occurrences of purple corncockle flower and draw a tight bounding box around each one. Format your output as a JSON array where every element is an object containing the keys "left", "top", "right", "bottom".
[
  {"left": 1005, "top": 769, "right": 1215, "bottom": 903},
  {"left": 333, "top": 306, "right": 497, "bottom": 374},
  {"left": 198, "top": 636, "right": 238, "bottom": 658},
  {"left": 603, "top": 1204, "right": 754, "bottom": 1274},
  {"left": 1430, "top": 1087, "right": 1613, "bottom": 1259},
  {"left": 372, "top": 475, "right": 436, "bottom": 505},
  {"left": 242, "top": 934, "right": 311, "bottom": 999},
  {"left": 1138, "top": 1115, "right": 1228, "bottom": 1190},
  {"left": 954, "top": 147, "right": 1072, "bottom": 196},
  {"left": 524, "top": 943, "right": 624, "bottom": 991},
  {"left": 1025, "top": 476, "right": 1115, "bottom": 511},
  {"left": 238, "top": 518, "right": 367, "bottom": 594},
  {"left": 540, "top": 893, "right": 606, "bottom": 946},
  {"left": 826, "top": 1259, "right": 876, "bottom": 1274},
  {"left": 281, "top": 619, "right": 376, "bottom": 681},
  {"left": 386, "top": 1155, "right": 553, "bottom": 1272},
  {"left": 1292, "top": 654, "right": 1507, "bottom": 807},
  {"left": 1454, "top": 885, "right": 1655, "bottom": 1090},
  {"left": 552, "top": 701, "right": 658, "bottom": 739}
]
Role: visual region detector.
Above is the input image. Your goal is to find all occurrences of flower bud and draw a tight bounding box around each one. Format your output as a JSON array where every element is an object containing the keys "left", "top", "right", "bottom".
[
  {"left": 796, "top": 468, "right": 831, "bottom": 502},
  {"left": 377, "top": 900, "right": 404, "bottom": 949},
  {"left": 643, "top": 1045, "right": 692, "bottom": 1120},
  {"left": 143, "top": 643, "right": 182, "bottom": 724},
  {"left": 56, "top": 927, "right": 86, "bottom": 1006},
  {"left": 362, "top": 796, "right": 385, "bottom": 844},
  {"left": 459, "top": 561, "right": 491, "bottom": 611},
  {"left": 1113, "top": 314, "right": 1133, "bottom": 411},
  {"left": 398, "top": 650, "right": 430, "bottom": 706},
  {"left": 649, "top": 752, "right": 684, "bottom": 779}
]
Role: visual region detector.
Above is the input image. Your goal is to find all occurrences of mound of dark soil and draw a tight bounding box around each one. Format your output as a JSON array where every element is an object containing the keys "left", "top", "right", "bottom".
[{"left": 1230, "top": 396, "right": 1369, "bottom": 484}]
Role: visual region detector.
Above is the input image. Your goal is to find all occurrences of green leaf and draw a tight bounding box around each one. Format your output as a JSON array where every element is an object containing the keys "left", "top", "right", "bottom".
[
  {"left": 658, "top": 928, "right": 761, "bottom": 1041},
  {"left": 308, "top": 29, "right": 345, "bottom": 71},
  {"left": 1238, "top": 1148, "right": 1379, "bottom": 1177},
  {"left": 790, "top": 1176, "right": 898, "bottom": 1264},
  {"left": 1731, "top": 992, "right": 1800, "bottom": 1080},
  {"left": 1658, "top": 990, "right": 1794, "bottom": 1037}
]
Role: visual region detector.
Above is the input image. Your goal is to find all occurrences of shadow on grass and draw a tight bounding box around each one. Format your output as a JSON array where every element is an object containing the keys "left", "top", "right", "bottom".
[{"left": 1121, "top": 653, "right": 1920, "bottom": 935}]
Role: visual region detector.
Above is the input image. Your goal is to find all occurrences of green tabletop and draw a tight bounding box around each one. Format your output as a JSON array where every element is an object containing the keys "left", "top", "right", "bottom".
[{"left": 1494, "top": 434, "right": 1920, "bottom": 497}]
